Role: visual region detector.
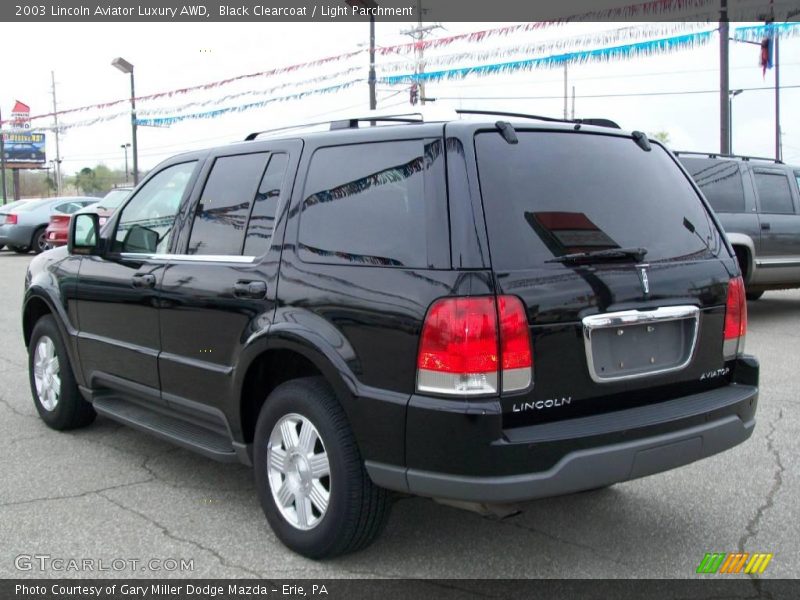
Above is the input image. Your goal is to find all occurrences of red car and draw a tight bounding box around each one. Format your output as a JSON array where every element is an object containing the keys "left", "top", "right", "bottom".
[{"left": 45, "top": 188, "right": 131, "bottom": 248}]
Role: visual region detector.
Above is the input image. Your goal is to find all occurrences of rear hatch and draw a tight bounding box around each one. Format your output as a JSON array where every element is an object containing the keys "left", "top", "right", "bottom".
[{"left": 474, "top": 127, "right": 736, "bottom": 427}]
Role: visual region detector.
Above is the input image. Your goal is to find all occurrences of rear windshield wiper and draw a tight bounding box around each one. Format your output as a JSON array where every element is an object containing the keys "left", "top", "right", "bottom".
[{"left": 545, "top": 247, "right": 648, "bottom": 264}]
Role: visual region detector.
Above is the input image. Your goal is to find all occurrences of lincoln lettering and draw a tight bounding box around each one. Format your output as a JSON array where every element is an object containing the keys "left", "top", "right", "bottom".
[{"left": 512, "top": 397, "right": 572, "bottom": 412}]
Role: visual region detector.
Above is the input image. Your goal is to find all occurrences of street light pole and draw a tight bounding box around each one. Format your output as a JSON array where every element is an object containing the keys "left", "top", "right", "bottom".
[
  {"left": 121, "top": 143, "right": 130, "bottom": 181},
  {"left": 112, "top": 57, "right": 139, "bottom": 185},
  {"left": 728, "top": 89, "right": 743, "bottom": 155},
  {"left": 345, "top": 0, "right": 379, "bottom": 112},
  {"left": 0, "top": 105, "right": 7, "bottom": 205}
]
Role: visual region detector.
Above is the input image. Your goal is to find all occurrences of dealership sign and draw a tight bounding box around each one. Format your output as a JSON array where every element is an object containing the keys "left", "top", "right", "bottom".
[{"left": 2, "top": 101, "right": 46, "bottom": 165}]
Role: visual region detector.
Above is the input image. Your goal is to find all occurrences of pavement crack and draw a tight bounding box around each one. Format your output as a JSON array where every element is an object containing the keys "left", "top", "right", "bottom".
[
  {"left": 738, "top": 409, "right": 784, "bottom": 555},
  {"left": 0, "top": 392, "right": 37, "bottom": 419},
  {"left": 500, "top": 518, "right": 633, "bottom": 570},
  {"left": 0, "top": 478, "right": 153, "bottom": 509},
  {"left": 738, "top": 409, "right": 784, "bottom": 591},
  {"left": 98, "top": 491, "right": 263, "bottom": 578}
]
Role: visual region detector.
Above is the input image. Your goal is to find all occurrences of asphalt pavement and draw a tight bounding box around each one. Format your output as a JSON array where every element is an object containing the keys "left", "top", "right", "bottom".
[{"left": 0, "top": 249, "right": 796, "bottom": 579}]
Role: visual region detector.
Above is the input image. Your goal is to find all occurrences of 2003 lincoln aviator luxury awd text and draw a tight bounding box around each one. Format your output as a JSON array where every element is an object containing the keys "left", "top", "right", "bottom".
[{"left": 22, "top": 112, "right": 758, "bottom": 558}]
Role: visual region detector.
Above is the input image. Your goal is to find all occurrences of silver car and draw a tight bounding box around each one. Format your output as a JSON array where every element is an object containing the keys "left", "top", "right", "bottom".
[{"left": 0, "top": 196, "right": 98, "bottom": 254}]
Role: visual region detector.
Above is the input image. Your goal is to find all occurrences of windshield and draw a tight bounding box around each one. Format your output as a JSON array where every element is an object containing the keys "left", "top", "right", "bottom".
[
  {"left": 475, "top": 131, "right": 724, "bottom": 269},
  {"left": 7, "top": 199, "right": 52, "bottom": 212},
  {"left": 98, "top": 189, "right": 131, "bottom": 209}
]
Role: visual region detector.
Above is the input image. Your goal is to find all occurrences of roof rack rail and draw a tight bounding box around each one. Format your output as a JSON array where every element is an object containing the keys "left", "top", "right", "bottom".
[
  {"left": 329, "top": 114, "right": 424, "bottom": 130},
  {"left": 454, "top": 109, "right": 621, "bottom": 129},
  {"left": 673, "top": 150, "right": 784, "bottom": 165},
  {"left": 244, "top": 113, "right": 424, "bottom": 141}
]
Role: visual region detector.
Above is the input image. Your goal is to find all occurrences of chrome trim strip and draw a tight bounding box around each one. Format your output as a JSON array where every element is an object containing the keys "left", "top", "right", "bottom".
[
  {"left": 120, "top": 252, "right": 256, "bottom": 264},
  {"left": 754, "top": 258, "right": 800, "bottom": 269},
  {"left": 581, "top": 306, "right": 700, "bottom": 384}
]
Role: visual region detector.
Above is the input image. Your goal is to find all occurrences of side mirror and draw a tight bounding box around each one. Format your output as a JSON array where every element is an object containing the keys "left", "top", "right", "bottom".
[{"left": 68, "top": 213, "right": 102, "bottom": 255}]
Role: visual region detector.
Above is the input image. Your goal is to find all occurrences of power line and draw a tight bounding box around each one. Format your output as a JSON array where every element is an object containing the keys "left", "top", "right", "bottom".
[{"left": 429, "top": 84, "right": 800, "bottom": 101}]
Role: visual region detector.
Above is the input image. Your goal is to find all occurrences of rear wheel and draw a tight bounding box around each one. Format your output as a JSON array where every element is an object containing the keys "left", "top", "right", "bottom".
[
  {"left": 745, "top": 290, "right": 764, "bottom": 301},
  {"left": 28, "top": 315, "right": 96, "bottom": 430},
  {"left": 253, "top": 377, "right": 390, "bottom": 559},
  {"left": 31, "top": 226, "right": 48, "bottom": 254}
]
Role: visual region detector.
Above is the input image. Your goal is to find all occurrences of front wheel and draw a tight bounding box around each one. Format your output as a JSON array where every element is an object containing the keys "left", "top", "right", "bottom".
[
  {"left": 11, "top": 245, "right": 30, "bottom": 254},
  {"left": 253, "top": 377, "right": 390, "bottom": 559},
  {"left": 28, "top": 315, "right": 96, "bottom": 430}
]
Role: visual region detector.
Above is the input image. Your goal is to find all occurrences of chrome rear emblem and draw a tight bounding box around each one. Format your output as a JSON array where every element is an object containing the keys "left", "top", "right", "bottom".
[{"left": 639, "top": 267, "right": 650, "bottom": 295}]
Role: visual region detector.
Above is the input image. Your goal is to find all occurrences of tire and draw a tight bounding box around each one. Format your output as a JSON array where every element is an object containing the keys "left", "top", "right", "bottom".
[
  {"left": 0, "top": 244, "right": 4, "bottom": 251},
  {"left": 746, "top": 290, "right": 764, "bottom": 301},
  {"left": 253, "top": 377, "right": 390, "bottom": 559},
  {"left": 31, "top": 226, "right": 48, "bottom": 254},
  {"left": 28, "top": 315, "right": 96, "bottom": 430},
  {"left": 11, "top": 245, "right": 30, "bottom": 254}
]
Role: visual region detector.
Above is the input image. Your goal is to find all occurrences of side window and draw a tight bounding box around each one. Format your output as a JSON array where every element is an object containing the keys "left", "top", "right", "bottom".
[
  {"left": 794, "top": 171, "right": 800, "bottom": 194},
  {"left": 754, "top": 171, "right": 795, "bottom": 214},
  {"left": 114, "top": 161, "right": 196, "bottom": 254},
  {"left": 682, "top": 160, "right": 745, "bottom": 213},
  {"left": 54, "top": 202, "right": 78, "bottom": 214},
  {"left": 243, "top": 153, "right": 289, "bottom": 257},
  {"left": 187, "top": 152, "right": 269, "bottom": 255},
  {"left": 298, "top": 141, "right": 428, "bottom": 267}
]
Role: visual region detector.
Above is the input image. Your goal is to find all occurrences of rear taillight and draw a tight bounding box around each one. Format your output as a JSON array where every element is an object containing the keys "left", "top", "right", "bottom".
[
  {"left": 4, "top": 214, "right": 17, "bottom": 225},
  {"left": 723, "top": 276, "right": 747, "bottom": 359},
  {"left": 51, "top": 215, "right": 70, "bottom": 224},
  {"left": 416, "top": 296, "right": 532, "bottom": 396}
]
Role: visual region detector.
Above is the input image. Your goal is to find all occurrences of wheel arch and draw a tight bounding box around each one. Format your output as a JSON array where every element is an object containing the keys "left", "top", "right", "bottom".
[
  {"left": 727, "top": 233, "right": 756, "bottom": 283},
  {"left": 235, "top": 327, "right": 359, "bottom": 449}
]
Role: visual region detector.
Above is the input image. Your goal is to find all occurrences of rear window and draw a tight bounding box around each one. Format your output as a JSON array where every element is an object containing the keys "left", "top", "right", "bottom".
[
  {"left": 476, "top": 131, "right": 723, "bottom": 270},
  {"left": 680, "top": 158, "right": 745, "bottom": 213}
]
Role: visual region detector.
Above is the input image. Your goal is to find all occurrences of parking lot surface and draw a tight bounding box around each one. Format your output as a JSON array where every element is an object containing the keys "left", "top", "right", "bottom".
[{"left": 0, "top": 249, "right": 796, "bottom": 578}]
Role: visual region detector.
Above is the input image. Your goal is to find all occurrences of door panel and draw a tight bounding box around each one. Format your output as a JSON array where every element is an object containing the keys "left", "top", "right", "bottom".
[
  {"left": 158, "top": 142, "right": 301, "bottom": 415},
  {"left": 76, "top": 256, "right": 164, "bottom": 390},
  {"left": 76, "top": 159, "right": 201, "bottom": 397},
  {"left": 752, "top": 168, "right": 800, "bottom": 283}
]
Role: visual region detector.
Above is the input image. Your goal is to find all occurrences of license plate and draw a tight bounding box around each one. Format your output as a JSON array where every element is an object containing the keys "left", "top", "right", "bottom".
[{"left": 582, "top": 306, "right": 699, "bottom": 383}]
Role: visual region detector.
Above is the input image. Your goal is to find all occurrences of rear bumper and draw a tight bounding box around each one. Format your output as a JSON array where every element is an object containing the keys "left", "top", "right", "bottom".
[
  {"left": 0, "top": 224, "right": 34, "bottom": 246},
  {"left": 366, "top": 356, "right": 758, "bottom": 503}
]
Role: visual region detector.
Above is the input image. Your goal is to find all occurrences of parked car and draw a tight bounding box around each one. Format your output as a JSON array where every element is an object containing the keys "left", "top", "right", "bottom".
[
  {"left": 677, "top": 151, "right": 800, "bottom": 300},
  {"left": 1, "top": 196, "right": 97, "bottom": 254},
  {"left": 0, "top": 199, "right": 36, "bottom": 250},
  {"left": 23, "top": 112, "right": 758, "bottom": 559},
  {"left": 45, "top": 188, "right": 132, "bottom": 248}
]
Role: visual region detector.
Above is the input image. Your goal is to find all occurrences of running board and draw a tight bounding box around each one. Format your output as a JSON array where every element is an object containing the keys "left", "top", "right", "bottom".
[{"left": 92, "top": 395, "right": 238, "bottom": 462}]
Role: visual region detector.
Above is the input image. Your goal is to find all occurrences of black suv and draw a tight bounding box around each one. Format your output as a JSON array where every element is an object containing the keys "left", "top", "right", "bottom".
[
  {"left": 23, "top": 113, "right": 759, "bottom": 558},
  {"left": 678, "top": 152, "right": 800, "bottom": 300}
]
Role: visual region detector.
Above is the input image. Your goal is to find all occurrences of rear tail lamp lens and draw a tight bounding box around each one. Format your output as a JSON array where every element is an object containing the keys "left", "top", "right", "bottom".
[
  {"left": 723, "top": 276, "right": 747, "bottom": 359},
  {"left": 417, "top": 295, "right": 532, "bottom": 396}
]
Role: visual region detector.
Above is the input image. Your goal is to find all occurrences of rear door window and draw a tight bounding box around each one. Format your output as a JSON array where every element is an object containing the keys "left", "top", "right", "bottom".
[
  {"left": 187, "top": 152, "right": 270, "bottom": 255},
  {"left": 680, "top": 158, "right": 745, "bottom": 212},
  {"left": 475, "top": 131, "right": 723, "bottom": 270},
  {"left": 754, "top": 171, "right": 795, "bottom": 214},
  {"left": 242, "top": 153, "right": 289, "bottom": 257}
]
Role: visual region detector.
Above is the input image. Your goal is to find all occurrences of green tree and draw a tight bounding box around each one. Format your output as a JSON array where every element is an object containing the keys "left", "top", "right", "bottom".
[{"left": 652, "top": 131, "right": 671, "bottom": 145}]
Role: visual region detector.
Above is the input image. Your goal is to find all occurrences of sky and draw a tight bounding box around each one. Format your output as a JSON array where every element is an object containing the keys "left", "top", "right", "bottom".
[{"left": 1, "top": 20, "right": 797, "bottom": 180}]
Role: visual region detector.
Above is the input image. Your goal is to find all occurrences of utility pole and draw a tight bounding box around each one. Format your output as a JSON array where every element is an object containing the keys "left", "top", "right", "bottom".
[
  {"left": 571, "top": 86, "right": 576, "bottom": 120},
  {"left": 402, "top": 1, "right": 439, "bottom": 105},
  {"left": 563, "top": 63, "right": 569, "bottom": 119},
  {"left": 774, "top": 28, "right": 781, "bottom": 161},
  {"left": 0, "top": 105, "right": 7, "bottom": 205},
  {"left": 719, "top": 0, "right": 730, "bottom": 155},
  {"left": 51, "top": 71, "right": 63, "bottom": 195}
]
